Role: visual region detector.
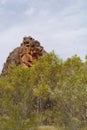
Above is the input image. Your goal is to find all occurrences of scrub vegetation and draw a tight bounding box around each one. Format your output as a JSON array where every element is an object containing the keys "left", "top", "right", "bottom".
[{"left": 0, "top": 52, "right": 87, "bottom": 130}]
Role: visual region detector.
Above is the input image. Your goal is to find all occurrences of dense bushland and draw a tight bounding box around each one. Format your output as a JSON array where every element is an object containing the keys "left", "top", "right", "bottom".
[{"left": 0, "top": 52, "right": 87, "bottom": 130}]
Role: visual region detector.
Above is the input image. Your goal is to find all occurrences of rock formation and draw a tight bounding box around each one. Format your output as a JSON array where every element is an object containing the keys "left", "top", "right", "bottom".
[{"left": 1, "top": 36, "right": 47, "bottom": 76}]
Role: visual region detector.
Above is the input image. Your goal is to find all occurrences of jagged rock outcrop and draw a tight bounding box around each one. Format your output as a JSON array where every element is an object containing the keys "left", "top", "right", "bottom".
[{"left": 1, "top": 36, "right": 47, "bottom": 76}]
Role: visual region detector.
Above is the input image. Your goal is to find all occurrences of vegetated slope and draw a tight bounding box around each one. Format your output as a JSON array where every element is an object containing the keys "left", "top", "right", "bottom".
[
  {"left": 0, "top": 36, "right": 87, "bottom": 130},
  {"left": 1, "top": 36, "right": 47, "bottom": 76}
]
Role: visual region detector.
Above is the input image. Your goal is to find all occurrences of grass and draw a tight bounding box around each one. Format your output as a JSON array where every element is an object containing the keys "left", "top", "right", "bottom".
[
  {"left": 38, "top": 126, "right": 57, "bottom": 130},
  {"left": 38, "top": 126, "right": 87, "bottom": 130}
]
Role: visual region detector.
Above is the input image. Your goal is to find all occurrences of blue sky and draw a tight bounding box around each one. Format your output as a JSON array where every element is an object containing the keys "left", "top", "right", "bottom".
[{"left": 0, "top": 0, "right": 87, "bottom": 71}]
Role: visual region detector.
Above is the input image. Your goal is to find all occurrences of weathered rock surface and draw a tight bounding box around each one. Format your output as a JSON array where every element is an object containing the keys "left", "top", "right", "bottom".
[{"left": 1, "top": 36, "right": 47, "bottom": 76}]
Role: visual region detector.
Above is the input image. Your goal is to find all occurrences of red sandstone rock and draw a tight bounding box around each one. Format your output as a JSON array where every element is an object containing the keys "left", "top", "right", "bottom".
[{"left": 1, "top": 36, "right": 47, "bottom": 76}]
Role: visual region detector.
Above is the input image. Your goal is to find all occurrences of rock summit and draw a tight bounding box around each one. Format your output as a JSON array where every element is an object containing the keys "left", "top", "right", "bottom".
[{"left": 1, "top": 36, "right": 47, "bottom": 75}]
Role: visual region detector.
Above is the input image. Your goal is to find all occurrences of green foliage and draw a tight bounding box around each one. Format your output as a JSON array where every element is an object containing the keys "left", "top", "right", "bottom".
[{"left": 0, "top": 52, "right": 87, "bottom": 130}]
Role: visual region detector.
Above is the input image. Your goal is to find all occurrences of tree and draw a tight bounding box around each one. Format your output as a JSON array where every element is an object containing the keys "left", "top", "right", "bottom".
[
  {"left": 54, "top": 55, "right": 87, "bottom": 130},
  {"left": 30, "top": 52, "right": 62, "bottom": 124},
  {"left": 0, "top": 65, "right": 38, "bottom": 130}
]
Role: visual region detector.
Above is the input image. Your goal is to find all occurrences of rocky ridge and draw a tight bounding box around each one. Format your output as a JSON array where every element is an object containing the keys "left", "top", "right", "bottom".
[{"left": 1, "top": 36, "right": 47, "bottom": 75}]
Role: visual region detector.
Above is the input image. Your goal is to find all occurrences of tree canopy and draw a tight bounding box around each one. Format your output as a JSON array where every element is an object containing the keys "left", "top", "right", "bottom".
[{"left": 0, "top": 52, "right": 87, "bottom": 130}]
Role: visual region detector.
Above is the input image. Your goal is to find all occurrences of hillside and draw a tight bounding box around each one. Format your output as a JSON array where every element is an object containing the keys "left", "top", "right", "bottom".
[{"left": 0, "top": 37, "right": 87, "bottom": 130}]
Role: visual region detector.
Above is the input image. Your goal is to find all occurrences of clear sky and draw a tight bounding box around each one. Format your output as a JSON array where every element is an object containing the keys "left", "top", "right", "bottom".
[{"left": 0, "top": 0, "right": 87, "bottom": 71}]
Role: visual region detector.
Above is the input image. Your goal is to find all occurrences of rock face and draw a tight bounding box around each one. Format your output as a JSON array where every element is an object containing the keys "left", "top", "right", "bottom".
[{"left": 1, "top": 36, "right": 47, "bottom": 76}]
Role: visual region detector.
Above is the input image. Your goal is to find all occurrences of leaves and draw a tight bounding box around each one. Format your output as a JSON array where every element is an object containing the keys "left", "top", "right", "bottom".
[{"left": 0, "top": 52, "right": 87, "bottom": 129}]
